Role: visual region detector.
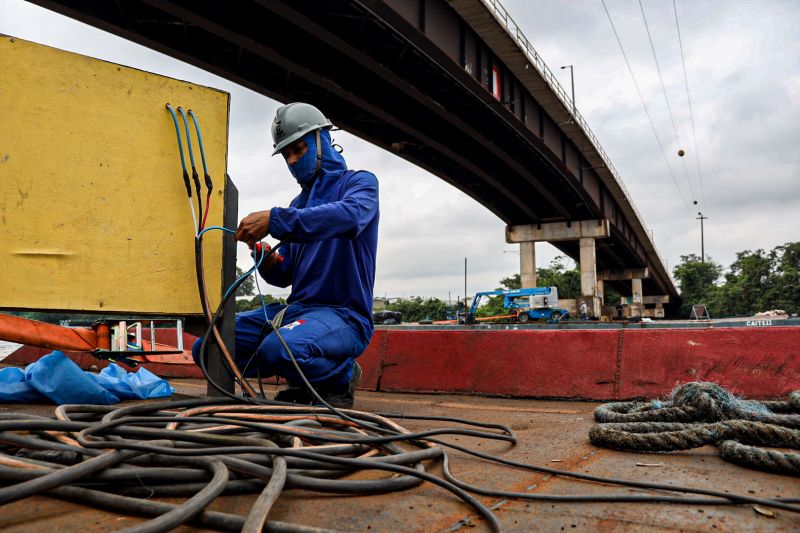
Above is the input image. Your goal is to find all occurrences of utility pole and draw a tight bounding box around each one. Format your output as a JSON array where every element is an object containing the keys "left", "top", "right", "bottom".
[
  {"left": 464, "top": 257, "right": 468, "bottom": 313},
  {"left": 560, "top": 65, "right": 575, "bottom": 118},
  {"left": 696, "top": 212, "right": 708, "bottom": 262}
]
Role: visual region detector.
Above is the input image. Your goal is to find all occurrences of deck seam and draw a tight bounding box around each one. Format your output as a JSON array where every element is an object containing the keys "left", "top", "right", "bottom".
[
  {"left": 613, "top": 329, "right": 624, "bottom": 399},
  {"left": 444, "top": 446, "right": 603, "bottom": 531}
]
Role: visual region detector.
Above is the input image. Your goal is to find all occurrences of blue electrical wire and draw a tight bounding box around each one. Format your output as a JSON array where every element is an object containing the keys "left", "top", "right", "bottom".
[
  {"left": 166, "top": 103, "right": 199, "bottom": 233},
  {"left": 197, "top": 226, "right": 234, "bottom": 238},
  {"left": 197, "top": 226, "right": 273, "bottom": 301},
  {"left": 224, "top": 251, "right": 267, "bottom": 300},
  {"left": 252, "top": 248, "right": 270, "bottom": 323},
  {"left": 188, "top": 110, "right": 211, "bottom": 186},
  {"left": 177, "top": 107, "right": 197, "bottom": 170},
  {"left": 178, "top": 107, "right": 204, "bottom": 224},
  {"left": 165, "top": 104, "right": 188, "bottom": 173}
]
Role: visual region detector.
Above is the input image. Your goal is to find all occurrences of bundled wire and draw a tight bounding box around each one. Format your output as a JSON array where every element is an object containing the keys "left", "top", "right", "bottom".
[
  {"left": 165, "top": 103, "right": 199, "bottom": 233},
  {"left": 166, "top": 104, "right": 257, "bottom": 397},
  {"left": 1, "top": 398, "right": 799, "bottom": 532},
  {"left": 0, "top": 399, "right": 511, "bottom": 531}
]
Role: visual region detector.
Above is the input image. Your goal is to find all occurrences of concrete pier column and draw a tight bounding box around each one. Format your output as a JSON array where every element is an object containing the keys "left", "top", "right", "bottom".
[
  {"left": 631, "top": 278, "right": 643, "bottom": 317},
  {"left": 519, "top": 241, "right": 536, "bottom": 288},
  {"left": 506, "top": 220, "right": 610, "bottom": 317},
  {"left": 579, "top": 237, "right": 601, "bottom": 317},
  {"left": 598, "top": 268, "right": 652, "bottom": 319}
]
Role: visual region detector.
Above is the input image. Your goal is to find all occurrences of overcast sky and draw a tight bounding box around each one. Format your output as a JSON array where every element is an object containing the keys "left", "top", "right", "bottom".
[{"left": 2, "top": 0, "right": 798, "bottom": 301}]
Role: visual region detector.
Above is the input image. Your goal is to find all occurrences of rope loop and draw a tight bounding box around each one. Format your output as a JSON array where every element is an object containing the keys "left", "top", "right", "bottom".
[{"left": 591, "top": 382, "right": 800, "bottom": 476}]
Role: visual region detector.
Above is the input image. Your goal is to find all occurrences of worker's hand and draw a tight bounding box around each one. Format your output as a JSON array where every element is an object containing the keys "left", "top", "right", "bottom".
[
  {"left": 235, "top": 210, "right": 271, "bottom": 248},
  {"left": 251, "top": 241, "right": 280, "bottom": 269}
]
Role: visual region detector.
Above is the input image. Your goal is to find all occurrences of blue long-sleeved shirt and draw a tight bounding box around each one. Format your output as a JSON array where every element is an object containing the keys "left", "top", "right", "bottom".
[{"left": 258, "top": 132, "right": 379, "bottom": 340}]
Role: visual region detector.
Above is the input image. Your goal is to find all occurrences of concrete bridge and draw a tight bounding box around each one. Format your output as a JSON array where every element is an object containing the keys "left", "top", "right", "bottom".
[{"left": 29, "top": 0, "right": 679, "bottom": 316}]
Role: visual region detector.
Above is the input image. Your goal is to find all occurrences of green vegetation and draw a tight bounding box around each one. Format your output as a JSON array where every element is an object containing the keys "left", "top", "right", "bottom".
[
  {"left": 236, "top": 293, "right": 287, "bottom": 312},
  {"left": 385, "top": 297, "right": 449, "bottom": 322},
  {"left": 235, "top": 267, "right": 286, "bottom": 312},
  {"left": 673, "top": 242, "right": 800, "bottom": 318}
]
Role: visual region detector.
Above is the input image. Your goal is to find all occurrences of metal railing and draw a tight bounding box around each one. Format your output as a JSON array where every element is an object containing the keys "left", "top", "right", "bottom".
[{"left": 478, "top": 0, "right": 669, "bottom": 275}]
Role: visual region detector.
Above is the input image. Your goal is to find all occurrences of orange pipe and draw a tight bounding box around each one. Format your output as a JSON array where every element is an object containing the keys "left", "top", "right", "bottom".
[
  {"left": 94, "top": 322, "right": 111, "bottom": 350},
  {"left": 0, "top": 313, "right": 97, "bottom": 352}
]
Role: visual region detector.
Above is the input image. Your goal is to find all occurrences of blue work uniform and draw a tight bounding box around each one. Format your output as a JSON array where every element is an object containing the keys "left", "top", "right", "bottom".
[{"left": 193, "top": 129, "right": 379, "bottom": 390}]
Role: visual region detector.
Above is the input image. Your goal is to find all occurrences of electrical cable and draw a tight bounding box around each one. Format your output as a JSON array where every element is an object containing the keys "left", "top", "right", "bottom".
[
  {"left": 193, "top": 226, "right": 259, "bottom": 398},
  {"left": 188, "top": 110, "right": 213, "bottom": 192},
  {"left": 188, "top": 109, "right": 214, "bottom": 230},
  {"left": 178, "top": 107, "right": 204, "bottom": 224},
  {"left": 165, "top": 104, "right": 199, "bottom": 233},
  {"left": 165, "top": 105, "right": 257, "bottom": 398},
  {"left": 201, "top": 192, "right": 213, "bottom": 231},
  {"left": 637, "top": 0, "right": 697, "bottom": 203},
  {"left": 1, "top": 403, "right": 797, "bottom": 533},
  {"left": 672, "top": 0, "right": 706, "bottom": 208},
  {"left": 599, "top": 0, "right": 688, "bottom": 208},
  {"left": 194, "top": 225, "right": 269, "bottom": 398}
]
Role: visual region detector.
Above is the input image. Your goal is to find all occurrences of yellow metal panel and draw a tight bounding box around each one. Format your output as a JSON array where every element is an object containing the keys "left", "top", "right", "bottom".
[{"left": 0, "top": 36, "right": 229, "bottom": 314}]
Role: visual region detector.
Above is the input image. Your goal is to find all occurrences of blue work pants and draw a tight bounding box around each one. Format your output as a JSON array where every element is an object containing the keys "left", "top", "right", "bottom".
[{"left": 192, "top": 303, "right": 367, "bottom": 389}]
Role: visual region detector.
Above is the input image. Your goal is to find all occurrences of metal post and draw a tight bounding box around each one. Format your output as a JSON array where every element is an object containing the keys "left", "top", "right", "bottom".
[
  {"left": 696, "top": 212, "right": 708, "bottom": 263},
  {"left": 464, "top": 257, "right": 468, "bottom": 313},
  {"left": 561, "top": 65, "right": 575, "bottom": 117}
]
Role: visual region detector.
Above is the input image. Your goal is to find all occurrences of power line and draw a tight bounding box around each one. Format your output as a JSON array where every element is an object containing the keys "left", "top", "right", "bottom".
[
  {"left": 637, "top": 0, "right": 696, "bottom": 204},
  {"left": 673, "top": 0, "right": 707, "bottom": 208},
  {"left": 600, "top": 0, "right": 688, "bottom": 208}
]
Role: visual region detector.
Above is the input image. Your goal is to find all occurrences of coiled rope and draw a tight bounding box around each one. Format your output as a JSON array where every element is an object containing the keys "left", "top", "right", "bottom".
[{"left": 591, "top": 382, "right": 800, "bottom": 475}]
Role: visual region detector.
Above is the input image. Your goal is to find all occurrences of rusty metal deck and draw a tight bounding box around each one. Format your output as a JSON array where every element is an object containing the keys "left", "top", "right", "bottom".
[{"left": 0, "top": 379, "right": 797, "bottom": 532}]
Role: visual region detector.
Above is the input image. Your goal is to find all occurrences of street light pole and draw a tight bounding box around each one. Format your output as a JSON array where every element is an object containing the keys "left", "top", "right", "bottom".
[
  {"left": 696, "top": 212, "right": 708, "bottom": 262},
  {"left": 464, "top": 257, "right": 468, "bottom": 314},
  {"left": 560, "top": 65, "right": 575, "bottom": 118}
]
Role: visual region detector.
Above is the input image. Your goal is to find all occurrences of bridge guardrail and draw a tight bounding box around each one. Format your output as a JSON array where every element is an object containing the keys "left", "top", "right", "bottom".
[{"left": 479, "top": 0, "right": 669, "bottom": 276}]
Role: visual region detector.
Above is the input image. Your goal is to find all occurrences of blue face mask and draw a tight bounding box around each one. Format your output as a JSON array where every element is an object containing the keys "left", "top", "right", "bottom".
[{"left": 288, "top": 131, "right": 320, "bottom": 187}]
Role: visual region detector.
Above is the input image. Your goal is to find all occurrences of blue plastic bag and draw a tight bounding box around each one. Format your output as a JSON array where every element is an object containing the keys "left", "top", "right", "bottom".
[
  {"left": 0, "top": 350, "right": 174, "bottom": 404},
  {"left": 0, "top": 366, "right": 47, "bottom": 403},
  {"left": 91, "top": 363, "right": 174, "bottom": 400}
]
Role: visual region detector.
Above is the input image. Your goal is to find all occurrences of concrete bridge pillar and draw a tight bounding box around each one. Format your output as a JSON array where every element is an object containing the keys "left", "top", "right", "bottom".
[
  {"left": 506, "top": 220, "right": 610, "bottom": 318},
  {"left": 598, "top": 268, "right": 651, "bottom": 319},
  {"left": 579, "top": 237, "right": 601, "bottom": 318},
  {"left": 519, "top": 241, "right": 536, "bottom": 288},
  {"left": 631, "top": 277, "right": 644, "bottom": 318}
]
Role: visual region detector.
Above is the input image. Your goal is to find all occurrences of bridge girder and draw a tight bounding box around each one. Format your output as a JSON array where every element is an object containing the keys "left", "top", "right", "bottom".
[{"left": 26, "top": 0, "right": 678, "bottom": 303}]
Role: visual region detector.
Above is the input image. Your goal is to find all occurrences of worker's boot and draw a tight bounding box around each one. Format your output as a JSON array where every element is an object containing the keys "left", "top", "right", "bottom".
[
  {"left": 273, "top": 362, "right": 362, "bottom": 408},
  {"left": 320, "top": 362, "right": 362, "bottom": 409},
  {"left": 274, "top": 385, "right": 313, "bottom": 405}
]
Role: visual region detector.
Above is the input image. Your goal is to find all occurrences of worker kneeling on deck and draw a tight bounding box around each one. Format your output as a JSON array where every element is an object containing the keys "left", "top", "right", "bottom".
[{"left": 192, "top": 102, "right": 379, "bottom": 408}]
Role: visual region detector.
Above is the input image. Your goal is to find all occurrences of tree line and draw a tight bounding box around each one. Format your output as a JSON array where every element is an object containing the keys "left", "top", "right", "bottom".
[{"left": 673, "top": 242, "right": 799, "bottom": 318}]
